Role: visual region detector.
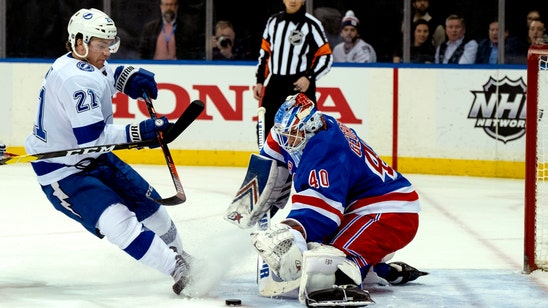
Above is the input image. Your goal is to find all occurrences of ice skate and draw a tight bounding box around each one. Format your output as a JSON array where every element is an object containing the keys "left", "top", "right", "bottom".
[
  {"left": 386, "top": 262, "right": 429, "bottom": 284},
  {"left": 170, "top": 247, "right": 192, "bottom": 295}
]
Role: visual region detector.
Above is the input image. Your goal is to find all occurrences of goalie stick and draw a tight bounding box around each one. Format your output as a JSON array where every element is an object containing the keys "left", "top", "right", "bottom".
[
  {"left": 254, "top": 107, "right": 300, "bottom": 296},
  {"left": 256, "top": 106, "right": 270, "bottom": 289},
  {"left": 255, "top": 106, "right": 300, "bottom": 296},
  {"left": 0, "top": 99, "right": 204, "bottom": 167},
  {"left": 140, "top": 91, "right": 189, "bottom": 205},
  {"left": 257, "top": 107, "right": 266, "bottom": 150},
  {"left": 222, "top": 107, "right": 298, "bottom": 295}
]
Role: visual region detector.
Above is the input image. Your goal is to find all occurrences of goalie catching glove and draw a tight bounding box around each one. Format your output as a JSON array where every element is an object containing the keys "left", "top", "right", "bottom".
[
  {"left": 114, "top": 65, "right": 158, "bottom": 100},
  {"left": 250, "top": 222, "right": 307, "bottom": 282}
]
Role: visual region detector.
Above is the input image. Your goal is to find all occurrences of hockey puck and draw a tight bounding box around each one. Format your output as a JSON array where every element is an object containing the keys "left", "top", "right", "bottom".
[{"left": 225, "top": 298, "right": 241, "bottom": 306}]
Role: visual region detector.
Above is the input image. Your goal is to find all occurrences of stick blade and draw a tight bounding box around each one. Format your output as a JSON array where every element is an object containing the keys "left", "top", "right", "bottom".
[
  {"left": 151, "top": 191, "right": 186, "bottom": 205},
  {"left": 164, "top": 100, "right": 205, "bottom": 143},
  {"left": 148, "top": 99, "right": 203, "bottom": 206}
]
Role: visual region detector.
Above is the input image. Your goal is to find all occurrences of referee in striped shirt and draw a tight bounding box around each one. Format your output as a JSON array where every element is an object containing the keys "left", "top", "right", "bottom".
[{"left": 252, "top": 0, "right": 333, "bottom": 141}]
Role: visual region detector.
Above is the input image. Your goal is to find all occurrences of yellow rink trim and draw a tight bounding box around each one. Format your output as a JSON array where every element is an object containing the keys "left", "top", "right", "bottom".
[
  {"left": 116, "top": 150, "right": 526, "bottom": 179},
  {"left": 6, "top": 146, "right": 525, "bottom": 179}
]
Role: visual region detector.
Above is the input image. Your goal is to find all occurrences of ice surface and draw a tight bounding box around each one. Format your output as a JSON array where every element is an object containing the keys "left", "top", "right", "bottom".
[{"left": 1, "top": 164, "right": 547, "bottom": 307}]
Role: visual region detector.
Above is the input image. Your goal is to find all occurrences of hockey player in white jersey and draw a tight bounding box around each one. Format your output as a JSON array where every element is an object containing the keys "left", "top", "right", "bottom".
[
  {"left": 225, "top": 93, "right": 428, "bottom": 306},
  {"left": 24, "top": 8, "right": 191, "bottom": 295}
]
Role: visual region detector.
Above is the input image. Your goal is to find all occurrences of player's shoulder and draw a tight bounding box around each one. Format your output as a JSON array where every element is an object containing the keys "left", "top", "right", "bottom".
[
  {"left": 54, "top": 57, "right": 104, "bottom": 88},
  {"left": 53, "top": 54, "right": 97, "bottom": 74},
  {"left": 305, "top": 117, "right": 345, "bottom": 153}
]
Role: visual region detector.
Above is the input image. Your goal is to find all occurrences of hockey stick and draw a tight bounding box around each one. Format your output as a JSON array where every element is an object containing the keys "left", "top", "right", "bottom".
[
  {"left": 257, "top": 107, "right": 266, "bottom": 150},
  {"left": 142, "top": 92, "right": 187, "bottom": 205},
  {"left": 256, "top": 106, "right": 272, "bottom": 290},
  {"left": 255, "top": 106, "right": 301, "bottom": 296},
  {"left": 0, "top": 100, "right": 204, "bottom": 166}
]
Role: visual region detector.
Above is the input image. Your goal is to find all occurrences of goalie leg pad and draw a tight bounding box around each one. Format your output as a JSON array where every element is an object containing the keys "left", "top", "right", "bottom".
[
  {"left": 251, "top": 223, "right": 305, "bottom": 281},
  {"left": 225, "top": 154, "right": 291, "bottom": 229},
  {"left": 298, "top": 243, "right": 364, "bottom": 305},
  {"left": 306, "top": 285, "right": 375, "bottom": 307}
]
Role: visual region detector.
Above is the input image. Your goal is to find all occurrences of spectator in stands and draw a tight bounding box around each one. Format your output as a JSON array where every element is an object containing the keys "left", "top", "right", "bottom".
[
  {"left": 475, "top": 19, "right": 527, "bottom": 64},
  {"left": 138, "top": 0, "right": 203, "bottom": 60},
  {"left": 515, "top": 9, "right": 542, "bottom": 49},
  {"left": 211, "top": 20, "right": 254, "bottom": 60},
  {"left": 528, "top": 19, "right": 546, "bottom": 45},
  {"left": 411, "top": 0, "right": 445, "bottom": 48},
  {"left": 393, "top": 19, "right": 435, "bottom": 63},
  {"left": 332, "top": 10, "right": 376, "bottom": 63},
  {"left": 527, "top": 10, "right": 541, "bottom": 28},
  {"left": 435, "top": 15, "right": 478, "bottom": 64}
]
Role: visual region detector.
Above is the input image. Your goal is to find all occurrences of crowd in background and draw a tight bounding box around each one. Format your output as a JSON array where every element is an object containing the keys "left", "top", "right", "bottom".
[{"left": 3, "top": 0, "right": 548, "bottom": 64}]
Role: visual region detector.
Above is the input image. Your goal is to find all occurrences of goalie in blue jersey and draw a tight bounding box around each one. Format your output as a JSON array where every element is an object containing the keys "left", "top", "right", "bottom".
[
  {"left": 24, "top": 8, "right": 191, "bottom": 295},
  {"left": 226, "top": 93, "right": 427, "bottom": 306}
]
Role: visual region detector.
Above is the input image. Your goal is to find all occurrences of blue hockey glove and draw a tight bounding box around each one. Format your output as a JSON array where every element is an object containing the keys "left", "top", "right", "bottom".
[
  {"left": 126, "top": 116, "right": 171, "bottom": 143},
  {"left": 114, "top": 66, "right": 158, "bottom": 100}
]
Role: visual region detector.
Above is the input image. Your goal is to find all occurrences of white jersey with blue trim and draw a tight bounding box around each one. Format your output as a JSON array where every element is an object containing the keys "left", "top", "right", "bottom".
[
  {"left": 24, "top": 53, "right": 127, "bottom": 185},
  {"left": 260, "top": 114, "right": 420, "bottom": 242}
]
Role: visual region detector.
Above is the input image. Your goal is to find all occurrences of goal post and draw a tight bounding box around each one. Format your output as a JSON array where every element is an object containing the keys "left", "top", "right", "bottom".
[{"left": 525, "top": 43, "right": 548, "bottom": 273}]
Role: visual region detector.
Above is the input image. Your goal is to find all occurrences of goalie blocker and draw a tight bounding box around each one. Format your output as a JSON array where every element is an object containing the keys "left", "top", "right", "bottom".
[{"left": 224, "top": 153, "right": 291, "bottom": 229}]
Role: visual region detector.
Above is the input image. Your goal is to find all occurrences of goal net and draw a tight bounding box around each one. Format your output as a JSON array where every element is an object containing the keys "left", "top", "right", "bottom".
[{"left": 525, "top": 44, "right": 548, "bottom": 273}]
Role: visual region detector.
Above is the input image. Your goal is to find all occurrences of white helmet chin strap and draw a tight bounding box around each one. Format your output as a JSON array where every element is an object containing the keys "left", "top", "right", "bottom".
[{"left": 72, "top": 40, "right": 90, "bottom": 59}]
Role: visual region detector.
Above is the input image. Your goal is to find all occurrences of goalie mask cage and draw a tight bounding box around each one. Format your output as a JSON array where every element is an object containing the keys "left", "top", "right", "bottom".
[{"left": 525, "top": 43, "right": 548, "bottom": 273}]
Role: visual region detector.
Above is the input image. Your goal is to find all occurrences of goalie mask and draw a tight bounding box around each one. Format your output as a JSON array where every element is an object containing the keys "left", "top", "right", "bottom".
[
  {"left": 273, "top": 94, "right": 324, "bottom": 157},
  {"left": 67, "top": 8, "right": 120, "bottom": 58}
]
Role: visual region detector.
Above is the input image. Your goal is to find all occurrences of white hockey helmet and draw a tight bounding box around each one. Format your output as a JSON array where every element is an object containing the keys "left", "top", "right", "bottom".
[
  {"left": 67, "top": 8, "right": 120, "bottom": 58},
  {"left": 273, "top": 93, "right": 324, "bottom": 154}
]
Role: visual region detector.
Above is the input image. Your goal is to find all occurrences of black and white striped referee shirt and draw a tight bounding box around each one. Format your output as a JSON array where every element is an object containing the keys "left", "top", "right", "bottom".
[{"left": 255, "top": 9, "right": 333, "bottom": 84}]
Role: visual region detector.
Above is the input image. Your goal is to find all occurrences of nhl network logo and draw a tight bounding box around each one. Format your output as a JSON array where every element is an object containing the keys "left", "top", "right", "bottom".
[{"left": 468, "top": 76, "right": 526, "bottom": 143}]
